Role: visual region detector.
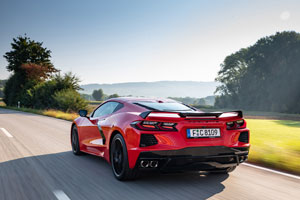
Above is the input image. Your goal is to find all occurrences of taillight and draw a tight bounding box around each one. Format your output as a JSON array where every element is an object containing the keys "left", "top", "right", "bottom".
[
  {"left": 131, "top": 121, "right": 177, "bottom": 131},
  {"left": 236, "top": 120, "right": 245, "bottom": 128},
  {"left": 142, "top": 121, "right": 158, "bottom": 129},
  {"left": 226, "top": 119, "right": 246, "bottom": 130}
]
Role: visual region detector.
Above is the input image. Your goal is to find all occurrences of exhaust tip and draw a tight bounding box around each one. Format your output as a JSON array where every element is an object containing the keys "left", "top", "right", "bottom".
[
  {"left": 140, "top": 160, "right": 149, "bottom": 168},
  {"left": 150, "top": 161, "right": 158, "bottom": 168}
]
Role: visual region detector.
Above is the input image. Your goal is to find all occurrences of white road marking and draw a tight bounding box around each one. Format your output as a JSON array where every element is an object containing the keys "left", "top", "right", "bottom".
[
  {"left": 53, "top": 190, "right": 71, "bottom": 200},
  {"left": 242, "top": 162, "right": 300, "bottom": 180},
  {"left": 0, "top": 128, "right": 13, "bottom": 138}
]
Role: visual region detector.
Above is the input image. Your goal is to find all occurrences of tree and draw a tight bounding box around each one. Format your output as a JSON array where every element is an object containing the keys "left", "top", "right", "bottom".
[
  {"left": 4, "top": 35, "right": 53, "bottom": 73},
  {"left": 108, "top": 94, "right": 119, "bottom": 99},
  {"left": 3, "top": 36, "right": 86, "bottom": 112},
  {"left": 3, "top": 35, "right": 58, "bottom": 106},
  {"left": 21, "top": 63, "right": 58, "bottom": 81},
  {"left": 215, "top": 31, "right": 300, "bottom": 113},
  {"left": 92, "top": 89, "right": 104, "bottom": 101},
  {"left": 0, "top": 80, "right": 6, "bottom": 98}
]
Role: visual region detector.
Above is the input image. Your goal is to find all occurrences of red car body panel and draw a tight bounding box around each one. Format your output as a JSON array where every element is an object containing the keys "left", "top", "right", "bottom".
[{"left": 72, "top": 98, "right": 250, "bottom": 169}]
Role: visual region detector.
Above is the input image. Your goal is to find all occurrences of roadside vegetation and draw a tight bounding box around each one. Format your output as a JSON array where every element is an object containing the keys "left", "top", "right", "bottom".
[
  {"left": 247, "top": 119, "right": 300, "bottom": 175},
  {"left": 0, "top": 80, "right": 6, "bottom": 98},
  {"left": 3, "top": 35, "right": 87, "bottom": 112},
  {"left": 0, "top": 105, "right": 78, "bottom": 121},
  {"left": 215, "top": 31, "right": 300, "bottom": 114},
  {"left": 80, "top": 88, "right": 119, "bottom": 101}
]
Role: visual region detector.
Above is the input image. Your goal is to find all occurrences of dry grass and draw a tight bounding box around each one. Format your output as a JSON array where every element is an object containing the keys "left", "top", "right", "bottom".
[
  {"left": 43, "top": 110, "right": 78, "bottom": 121},
  {"left": 0, "top": 106, "right": 78, "bottom": 121}
]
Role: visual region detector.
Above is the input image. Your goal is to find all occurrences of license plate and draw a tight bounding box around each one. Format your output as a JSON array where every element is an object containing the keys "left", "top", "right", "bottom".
[{"left": 187, "top": 128, "right": 221, "bottom": 138}]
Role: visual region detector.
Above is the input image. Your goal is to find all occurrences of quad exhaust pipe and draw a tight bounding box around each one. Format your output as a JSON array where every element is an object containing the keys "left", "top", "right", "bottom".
[{"left": 140, "top": 160, "right": 158, "bottom": 168}]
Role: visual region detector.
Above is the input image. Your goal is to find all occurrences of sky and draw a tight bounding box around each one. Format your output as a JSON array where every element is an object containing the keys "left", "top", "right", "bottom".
[{"left": 0, "top": 0, "right": 300, "bottom": 84}]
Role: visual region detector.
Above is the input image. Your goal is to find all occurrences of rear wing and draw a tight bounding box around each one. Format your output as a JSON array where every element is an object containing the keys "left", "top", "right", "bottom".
[{"left": 140, "top": 110, "right": 243, "bottom": 119}]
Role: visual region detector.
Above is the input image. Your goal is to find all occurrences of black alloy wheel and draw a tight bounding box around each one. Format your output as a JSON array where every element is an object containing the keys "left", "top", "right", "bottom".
[
  {"left": 111, "top": 134, "right": 139, "bottom": 181},
  {"left": 112, "top": 138, "right": 124, "bottom": 175},
  {"left": 71, "top": 126, "right": 82, "bottom": 155}
]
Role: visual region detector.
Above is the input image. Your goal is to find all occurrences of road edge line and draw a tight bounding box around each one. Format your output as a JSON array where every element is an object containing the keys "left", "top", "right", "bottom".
[{"left": 242, "top": 162, "right": 300, "bottom": 180}]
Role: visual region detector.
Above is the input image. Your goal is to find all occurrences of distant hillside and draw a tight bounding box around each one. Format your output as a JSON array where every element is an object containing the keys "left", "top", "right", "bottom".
[{"left": 81, "top": 81, "right": 218, "bottom": 98}]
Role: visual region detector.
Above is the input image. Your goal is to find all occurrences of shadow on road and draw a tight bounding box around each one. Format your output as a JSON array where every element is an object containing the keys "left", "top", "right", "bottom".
[{"left": 0, "top": 151, "right": 228, "bottom": 200}]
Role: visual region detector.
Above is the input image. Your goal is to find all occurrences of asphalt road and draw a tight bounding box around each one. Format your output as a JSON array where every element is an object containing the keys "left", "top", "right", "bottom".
[{"left": 0, "top": 108, "right": 299, "bottom": 200}]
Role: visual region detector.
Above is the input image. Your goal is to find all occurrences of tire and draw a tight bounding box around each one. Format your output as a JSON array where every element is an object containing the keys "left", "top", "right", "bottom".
[
  {"left": 110, "top": 134, "right": 139, "bottom": 181},
  {"left": 210, "top": 166, "right": 236, "bottom": 174},
  {"left": 71, "top": 125, "right": 82, "bottom": 155}
]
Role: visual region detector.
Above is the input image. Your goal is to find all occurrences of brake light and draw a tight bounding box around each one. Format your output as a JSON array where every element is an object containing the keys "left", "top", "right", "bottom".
[
  {"left": 131, "top": 121, "right": 177, "bottom": 131},
  {"left": 141, "top": 121, "right": 158, "bottom": 129},
  {"left": 226, "top": 119, "right": 246, "bottom": 130}
]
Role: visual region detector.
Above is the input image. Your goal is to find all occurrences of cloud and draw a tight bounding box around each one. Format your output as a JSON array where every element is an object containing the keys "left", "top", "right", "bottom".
[{"left": 280, "top": 11, "right": 290, "bottom": 20}]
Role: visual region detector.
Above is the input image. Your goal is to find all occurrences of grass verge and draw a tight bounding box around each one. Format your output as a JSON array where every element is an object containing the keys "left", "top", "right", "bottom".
[
  {"left": 0, "top": 106, "right": 78, "bottom": 121},
  {"left": 246, "top": 119, "right": 300, "bottom": 175}
]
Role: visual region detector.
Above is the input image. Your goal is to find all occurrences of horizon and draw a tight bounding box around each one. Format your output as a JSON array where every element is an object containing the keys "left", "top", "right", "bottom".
[
  {"left": 1, "top": 0, "right": 300, "bottom": 84},
  {"left": 81, "top": 80, "right": 217, "bottom": 85}
]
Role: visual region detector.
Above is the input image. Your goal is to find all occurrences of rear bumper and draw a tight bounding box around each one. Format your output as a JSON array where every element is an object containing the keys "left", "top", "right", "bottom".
[{"left": 136, "top": 146, "right": 249, "bottom": 171}]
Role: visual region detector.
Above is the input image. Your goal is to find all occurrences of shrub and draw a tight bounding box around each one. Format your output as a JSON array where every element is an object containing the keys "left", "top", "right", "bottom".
[{"left": 53, "top": 89, "right": 87, "bottom": 112}]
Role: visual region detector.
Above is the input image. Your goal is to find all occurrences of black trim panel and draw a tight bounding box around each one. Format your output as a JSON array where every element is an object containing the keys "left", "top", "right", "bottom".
[{"left": 137, "top": 146, "right": 249, "bottom": 171}]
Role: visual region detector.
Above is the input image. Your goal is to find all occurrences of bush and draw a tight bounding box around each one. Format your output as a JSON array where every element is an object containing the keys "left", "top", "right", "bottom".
[
  {"left": 0, "top": 89, "right": 4, "bottom": 98},
  {"left": 53, "top": 89, "right": 87, "bottom": 112}
]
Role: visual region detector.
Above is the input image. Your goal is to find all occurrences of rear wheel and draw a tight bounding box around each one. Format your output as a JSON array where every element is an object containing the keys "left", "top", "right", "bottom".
[
  {"left": 71, "top": 126, "right": 82, "bottom": 155},
  {"left": 111, "top": 134, "right": 139, "bottom": 181}
]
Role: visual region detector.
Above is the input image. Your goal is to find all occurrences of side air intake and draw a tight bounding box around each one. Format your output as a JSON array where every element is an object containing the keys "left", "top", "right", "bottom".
[
  {"left": 140, "top": 134, "right": 158, "bottom": 147},
  {"left": 238, "top": 131, "right": 249, "bottom": 143}
]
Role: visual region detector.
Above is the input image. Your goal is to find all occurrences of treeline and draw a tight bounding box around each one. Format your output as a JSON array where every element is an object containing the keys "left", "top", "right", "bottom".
[
  {"left": 215, "top": 31, "right": 300, "bottom": 113},
  {"left": 0, "top": 80, "right": 6, "bottom": 98},
  {"left": 80, "top": 89, "right": 119, "bottom": 101},
  {"left": 3, "top": 36, "right": 87, "bottom": 112},
  {"left": 169, "top": 96, "right": 215, "bottom": 106}
]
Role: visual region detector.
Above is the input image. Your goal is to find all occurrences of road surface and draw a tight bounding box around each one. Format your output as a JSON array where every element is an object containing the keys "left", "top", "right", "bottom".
[{"left": 0, "top": 108, "right": 299, "bottom": 200}]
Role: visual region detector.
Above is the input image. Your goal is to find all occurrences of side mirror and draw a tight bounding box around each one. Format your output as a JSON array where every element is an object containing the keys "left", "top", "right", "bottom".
[{"left": 78, "top": 109, "right": 88, "bottom": 117}]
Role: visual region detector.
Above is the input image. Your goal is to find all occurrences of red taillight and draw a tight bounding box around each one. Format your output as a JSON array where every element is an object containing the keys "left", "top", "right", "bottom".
[
  {"left": 226, "top": 120, "right": 246, "bottom": 130},
  {"left": 141, "top": 121, "right": 158, "bottom": 130},
  {"left": 131, "top": 121, "right": 177, "bottom": 131}
]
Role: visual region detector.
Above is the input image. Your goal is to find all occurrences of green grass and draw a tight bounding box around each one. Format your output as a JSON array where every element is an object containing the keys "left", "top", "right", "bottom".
[
  {"left": 246, "top": 119, "right": 300, "bottom": 175},
  {"left": 200, "top": 108, "right": 300, "bottom": 120}
]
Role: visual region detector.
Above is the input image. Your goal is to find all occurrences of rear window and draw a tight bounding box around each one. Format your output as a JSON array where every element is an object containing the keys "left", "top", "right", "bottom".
[{"left": 135, "top": 101, "right": 195, "bottom": 112}]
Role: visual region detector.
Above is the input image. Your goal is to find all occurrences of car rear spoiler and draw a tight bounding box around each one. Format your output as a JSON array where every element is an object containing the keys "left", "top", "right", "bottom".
[{"left": 139, "top": 110, "right": 243, "bottom": 119}]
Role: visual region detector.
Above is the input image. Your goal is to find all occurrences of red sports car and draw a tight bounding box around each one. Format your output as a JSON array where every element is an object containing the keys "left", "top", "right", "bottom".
[{"left": 71, "top": 97, "right": 250, "bottom": 180}]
